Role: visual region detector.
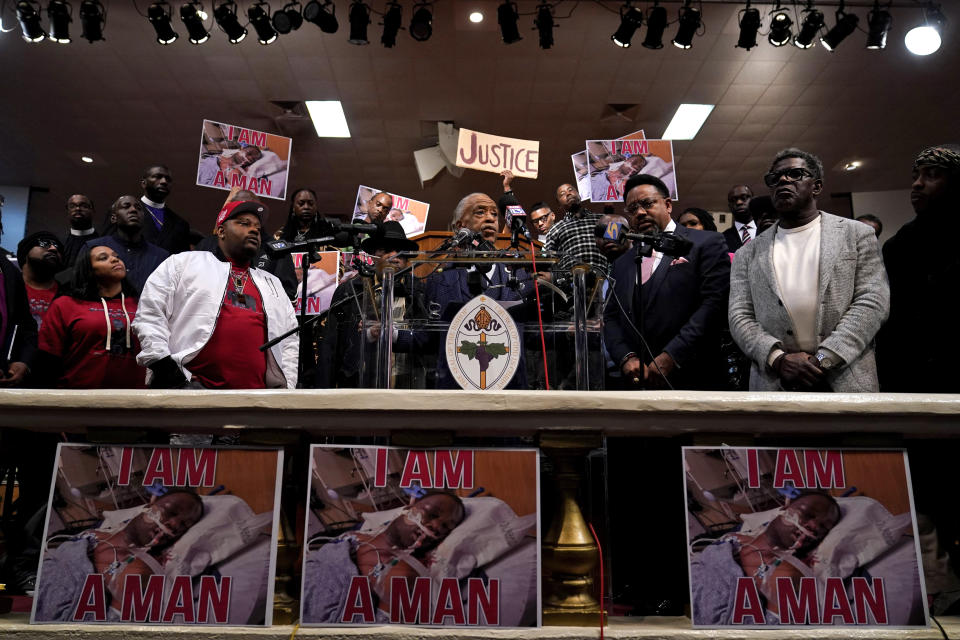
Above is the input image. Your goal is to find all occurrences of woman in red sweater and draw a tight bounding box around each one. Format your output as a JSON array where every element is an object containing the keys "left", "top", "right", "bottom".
[{"left": 38, "top": 245, "right": 147, "bottom": 388}]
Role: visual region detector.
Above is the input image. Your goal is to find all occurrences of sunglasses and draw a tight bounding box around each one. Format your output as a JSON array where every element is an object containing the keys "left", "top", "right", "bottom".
[
  {"left": 763, "top": 167, "right": 816, "bottom": 188},
  {"left": 36, "top": 239, "right": 62, "bottom": 251}
]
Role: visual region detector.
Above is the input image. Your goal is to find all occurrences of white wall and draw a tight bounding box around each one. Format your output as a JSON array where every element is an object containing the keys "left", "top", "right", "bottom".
[{"left": 851, "top": 189, "right": 914, "bottom": 247}]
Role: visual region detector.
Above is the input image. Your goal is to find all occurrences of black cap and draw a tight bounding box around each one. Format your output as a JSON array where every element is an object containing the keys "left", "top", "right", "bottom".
[
  {"left": 360, "top": 221, "right": 419, "bottom": 254},
  {"left": 17, "top": 231, "right": 63, "bottom": 266}
]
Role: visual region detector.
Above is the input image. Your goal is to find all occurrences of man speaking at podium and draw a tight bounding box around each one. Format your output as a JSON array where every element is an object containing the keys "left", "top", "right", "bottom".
[
  {"left": 603, "top": 175, "right": 730, "bottom": 391},
  {"left": 425, "top": 193, "right": 533, "bottom": 315}
]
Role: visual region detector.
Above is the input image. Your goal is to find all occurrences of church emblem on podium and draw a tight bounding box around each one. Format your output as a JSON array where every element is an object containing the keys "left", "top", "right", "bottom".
[{"left": 445, "top": 295, "right": 521, "bottom": 391}]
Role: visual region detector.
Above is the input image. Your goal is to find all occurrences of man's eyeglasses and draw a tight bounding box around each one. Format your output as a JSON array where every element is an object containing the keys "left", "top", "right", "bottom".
[
  {"left": 36, "top": 239, "right": 61, "bottom": 251},
  {"left": 763, "top": 167, "right": 815, "bottom": 188},
  {"left": 624, "top": 197, "right": 662, "bottom": 215}
]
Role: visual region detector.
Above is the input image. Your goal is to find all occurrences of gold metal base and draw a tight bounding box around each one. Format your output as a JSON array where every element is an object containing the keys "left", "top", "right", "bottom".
[{"left": 542, "top": 608, "right": 607, "bottom": 626}]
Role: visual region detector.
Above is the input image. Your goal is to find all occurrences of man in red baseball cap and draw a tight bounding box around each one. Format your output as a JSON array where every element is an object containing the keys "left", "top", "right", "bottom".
[{"left": 133, "top": 200, "right": 299, "bottom": 390}]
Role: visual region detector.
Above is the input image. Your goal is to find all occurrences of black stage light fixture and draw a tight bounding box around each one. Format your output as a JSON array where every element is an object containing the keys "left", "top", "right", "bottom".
[
  {"left": 302, "top": 0, "right": 337, "bottom": 33},
  {"left": 214, "top": 0, "right": 246, "bottom": 42},
  {"left": 736, "top": 4, "right": 761, "bottom": 50},
  {"left": 47, "top": 0, "right": 72, "bottom": 43},
  {"left": 498, "top": 1, "right": 521, "bottom": 44},
  {"left": 248, "top": 1, "right": 278, "bottom": 43},
  {"left": 180, "top": 1, "right": 210, "bottom": 43},
  {"left": 768, "top": 9, "right": 792, "bottom": 46},
  {"left": 535, "top": 3, "right": 555, "bottom": 49},
  {"left": 147, "top": 0, "right": 179, "bottom": 44},
  {"left": 272, "top": 1, "right": 302, "bottom": 33},
  {"left": 348, "top": 1, "right": 370, "bottom": 44},
  {"left": 865, "top": 2, "right": 892, "bottom": 49},
  {"left": 409, "top": 2, "right": 432, "bottom": 41},
  {"left": 611, "top": 3, "right": 643, "bottom": 48},
  {"left": 16, "top": 0, "right": 45, "bottom": 41},
  {"left": 381, "top": 1, "right": 401, "bottom": 47},
  {"left": 821, "top": 6, "right": 859, "bottom": 51},
  {"left": 672, "top": 0, "right": 701, "bottom": 49},
  {"left": 793, "top": 6, "right": 823, "bottom": 48},
  {"left": 78, "top": 0, "right": 105, "bottom": 42},
  {"left": 642, "top": 3, "right": 667, "bottom": 48}
]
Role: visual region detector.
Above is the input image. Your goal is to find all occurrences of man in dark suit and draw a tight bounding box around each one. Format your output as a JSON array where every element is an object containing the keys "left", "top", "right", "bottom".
[
  {"left": 425, "top": 192, "right": 533, "bottom": 315},
  {"left": 138, "top": 164, "right": 191, "bottom": 254},
  {"left": 604, "top": 175, "right": 730, "bottom": 390},
  {"left": 426, "top": 193, "right": 534, "bottom": 389},
  {"left": 722, "top": 184, "right": 755, "bottom": 253}
]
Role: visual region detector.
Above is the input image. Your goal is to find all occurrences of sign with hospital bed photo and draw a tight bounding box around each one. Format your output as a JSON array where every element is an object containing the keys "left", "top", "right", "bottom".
[
  {"left": 31, "top": 445, "right": 284, "bottom": 626},
  {"left": 683, "top": 447, "right": 928, "bottom": 628},
  {"left": 586, "top": 139, "right": 677, "bottom": 202},
  {"left": 196, "top": 119, "right": 292, "bottom": 201},
  {"left": 300, "top": 445, "right": 540, "bottom": 627},
  {"left": 293, "top": 250, "right": 340, "bottom": 315},
  {"left": 571, "top": 129, "right": 646, "bottom": 201},
  {"left": 353, "top": 185, "right": 430, "bottom": 238}
]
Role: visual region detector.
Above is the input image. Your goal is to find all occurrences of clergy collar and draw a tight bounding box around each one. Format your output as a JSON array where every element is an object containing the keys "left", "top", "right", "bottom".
[
  {"left": 141, "top": 195, "right": 166, "bottom": 209},
  {"left": 70, "top": 227, "right": 96, "bottom": 237}
]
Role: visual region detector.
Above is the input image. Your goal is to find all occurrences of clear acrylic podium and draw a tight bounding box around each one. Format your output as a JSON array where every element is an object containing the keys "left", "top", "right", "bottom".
[{"left": 354, "top": 251, "right": 607, "bottom": 391}]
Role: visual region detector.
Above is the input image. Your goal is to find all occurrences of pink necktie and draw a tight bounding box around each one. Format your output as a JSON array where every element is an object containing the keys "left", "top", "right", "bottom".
[
  {"left": 640, "top": 254, "right": 655, "bottom": 285},
  {"left": 741, "top": 226, "right": 751, "bottom": 244}
]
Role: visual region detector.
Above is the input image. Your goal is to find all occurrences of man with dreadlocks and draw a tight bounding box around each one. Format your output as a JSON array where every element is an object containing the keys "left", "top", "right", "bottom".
[{"left": 878, "top": 144, "right": 960, "bottom": 393}]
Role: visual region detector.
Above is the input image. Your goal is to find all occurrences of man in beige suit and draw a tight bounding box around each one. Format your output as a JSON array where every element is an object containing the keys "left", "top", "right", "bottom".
[{"left": 728, "top": 148, "right": 889, "bottom": 392}]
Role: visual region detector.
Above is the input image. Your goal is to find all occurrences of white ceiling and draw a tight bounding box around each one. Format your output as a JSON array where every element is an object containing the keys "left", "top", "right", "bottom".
[{"left": 0, "top": 0, "right": 956, "bottom": 235}]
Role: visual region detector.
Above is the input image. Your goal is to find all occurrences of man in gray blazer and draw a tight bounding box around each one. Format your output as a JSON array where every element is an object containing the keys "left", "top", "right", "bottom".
[{"left": 729, "top": 148, "right": 889, "bottom": 392}]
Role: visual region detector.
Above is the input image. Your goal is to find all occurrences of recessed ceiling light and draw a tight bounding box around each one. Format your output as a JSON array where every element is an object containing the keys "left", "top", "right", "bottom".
[
  {"left": 844, "top": 161, "right": 862, "bottom": 171},
  {"left": 469, "top": 10, "right": 483, "bottom": 23},
  {"left": 305, "top": 100, "right": 351, "bottom": 138},
  {"left": 81, "top": 156, "right": 94, "bottom": 163},
  {"left": 662, "top": 104, "right": 714, "bottom": 140}
]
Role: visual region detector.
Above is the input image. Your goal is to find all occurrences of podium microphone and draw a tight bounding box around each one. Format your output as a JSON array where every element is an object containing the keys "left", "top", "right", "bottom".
[{"left": 264, "top": 231, "right": 353, "bottom": 257}]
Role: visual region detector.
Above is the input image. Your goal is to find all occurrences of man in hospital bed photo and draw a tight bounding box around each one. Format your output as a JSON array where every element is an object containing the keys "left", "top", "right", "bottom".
[
  {"left": 302, "top": 491, "right": 466, "bottom": 623},
  {"left": 34, "top": 489, "right": 204, "bottom": 622},
  {"left": 690, "top": 491, "right": 841, "bottom": 625}
]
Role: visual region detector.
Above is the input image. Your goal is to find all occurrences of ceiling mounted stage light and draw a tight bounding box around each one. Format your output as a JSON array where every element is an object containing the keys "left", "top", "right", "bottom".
[
  {"left": 302, "top": 0, "right": 337, "bottom": 33},
  {"left": 271, "top": 1, "right": 302, "bottom": 34},
  {"left": 736, "top": 4, "right": 761, "bottom": 50},
  {"left": 248, "top": 1, "right": 277, "bottom": 43},
  {"left": 535, "top": 3, "right": 555, "bottom": 49},
  {"left": 78, "top": 0, "right": 104, "bottom": 42},
  {"left": 180, "top": 1, "right": 210, "bottom": 42},
  {"left": 611, "top": 3, "right": 643, "bottom": 48},
  {"left": 904, "top": 4, "right": 944, "bottom": 55},
  {"left": 409, "top": 2, "right": 432, "bottom": 41},
  {"left": 380, "top": 1, "right": 401, "bottom": 47},
  {"left": 16, "top": 0, "right": 45, "bottom": 41},
  {"left": 642, "top": 3, "right": 667, "bottom": 48},
  {"left": 866, "top": 2, "right": 892, "bottom": 49},
  {"left": 793, "top": 6, "right": 823, "bottom": 48},
  {"left": 498, "top": 1, "right": 521, "bottom": 44},
  {"left": 672, "top": 0, "right": 701, "bottom": 49},
  {"left": 16, "top": 0, "right": 46, "bottom": 41},
  {"left": 147, "top": 0, "right": 179, "bottom": 44},
  {"left": 214, "top": 0, "right": 246, "bottom": 42},
  {"left": 768, "top": 9, "right": 792, "bottom": 46},
  {"left": 820, "top": 6, "right": 859, "bottom": 51},
  {"left": 47, "top": 0, "right": 72, "bottom": 43},
  {"left": 348, "top": 1, "right": 370, "bottom": 44}
]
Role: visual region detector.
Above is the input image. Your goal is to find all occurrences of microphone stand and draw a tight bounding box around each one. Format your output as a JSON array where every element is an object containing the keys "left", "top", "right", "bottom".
[{"left": 257, "top": 234, "right": 335, "bottom": 387}]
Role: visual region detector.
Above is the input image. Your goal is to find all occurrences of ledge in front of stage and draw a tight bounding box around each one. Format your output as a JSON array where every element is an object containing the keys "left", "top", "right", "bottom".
[
  {"left": 1, "top": 614, "right": 958, "bottom": 639},
  {"left": 0, "top": 389, "right": 959, "bottom": 436}
]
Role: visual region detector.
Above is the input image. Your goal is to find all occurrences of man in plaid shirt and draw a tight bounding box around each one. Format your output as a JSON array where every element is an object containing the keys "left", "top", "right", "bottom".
[{"left": 545, "top": 183, "right": 609, "bottom": 278}]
